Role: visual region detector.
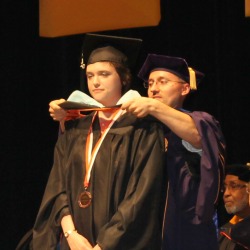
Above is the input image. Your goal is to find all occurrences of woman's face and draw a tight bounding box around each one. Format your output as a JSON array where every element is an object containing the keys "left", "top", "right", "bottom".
[{"left": 86, "top": 62, "right": 122, "bottom": 106}]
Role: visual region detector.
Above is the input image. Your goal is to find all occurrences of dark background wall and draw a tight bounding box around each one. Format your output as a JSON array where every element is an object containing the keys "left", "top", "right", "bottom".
[{"left": 1, "top": 0, "right": 250, "bottom": 249}]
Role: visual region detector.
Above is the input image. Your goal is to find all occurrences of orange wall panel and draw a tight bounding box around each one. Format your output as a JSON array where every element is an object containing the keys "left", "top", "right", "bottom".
[
  {"left": 246, "top": 0, "right": 250, "bottom": 17},
  {"left": 39, "top": 0, "right": 161, "bottom": 37}
]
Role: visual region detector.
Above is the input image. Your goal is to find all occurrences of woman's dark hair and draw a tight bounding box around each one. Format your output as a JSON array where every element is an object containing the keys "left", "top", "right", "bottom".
[{"left": 111, "top": 61, "right": 132, "bottom": 94}]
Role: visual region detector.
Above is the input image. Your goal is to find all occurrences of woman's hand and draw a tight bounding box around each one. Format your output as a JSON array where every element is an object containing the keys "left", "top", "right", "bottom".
[
  {"left": 61, "top": 215, "right": 93, "bottom": 250},
  {"left": 66, "top": 231, "right": 93, "bottom": 250}
]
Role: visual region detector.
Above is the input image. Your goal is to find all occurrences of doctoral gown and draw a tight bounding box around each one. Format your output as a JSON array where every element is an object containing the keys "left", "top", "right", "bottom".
[
  {"left": 230, "top": 216, "right": 250, "bottom": 249},
  {"left": 162, "top": 111, "right": 226, "bottom": 250},
  {"left": 219, "top": 216, "right": 250, "bottom": 250},
  {"left": 32, "top": 112, "right": 166, "bottom": 250}
]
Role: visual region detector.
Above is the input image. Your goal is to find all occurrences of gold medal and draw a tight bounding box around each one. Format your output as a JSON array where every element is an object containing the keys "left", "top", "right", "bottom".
[{"left": 78, "top": 191, "right": 92, "bottom": 208}]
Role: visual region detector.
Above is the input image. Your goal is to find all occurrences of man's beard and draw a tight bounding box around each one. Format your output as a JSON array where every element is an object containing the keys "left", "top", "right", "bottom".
[{"left": 225, "top": 194, "right": 249, "bottom": 214}]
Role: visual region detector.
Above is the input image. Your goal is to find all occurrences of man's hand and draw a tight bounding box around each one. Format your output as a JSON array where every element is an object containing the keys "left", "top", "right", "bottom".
[
  {"left": 49, "top": 99, "right": 67, "bottom": 122},
  {"left": 121, "top": 97, "right": 156, "bottom": 118}
]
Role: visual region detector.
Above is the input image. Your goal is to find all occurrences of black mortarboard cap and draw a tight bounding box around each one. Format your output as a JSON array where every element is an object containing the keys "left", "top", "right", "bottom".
[
  {"left": 80, "top": 33, "right": 142, "bottom": 70},
  {"left": 138, "top": 54, "right": 204, "bottom": 90},
  {"left": 225, "top": 163, "right": 250, "bottom": 182}
]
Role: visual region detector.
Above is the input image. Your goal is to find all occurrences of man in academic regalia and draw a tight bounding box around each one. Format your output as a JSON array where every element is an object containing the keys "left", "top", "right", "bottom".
[
  {"left": 122, "top": 54, "right": 226, "bottom": 250},
  {"left": 219, "top": 163, "right": 250, "bottom": 250}
]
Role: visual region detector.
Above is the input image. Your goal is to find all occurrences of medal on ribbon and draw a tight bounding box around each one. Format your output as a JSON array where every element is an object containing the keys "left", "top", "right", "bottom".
[
  {"left": 78, "top": 190, "right": 92, "bottom": 208},
  {"left": 78, "top": 109, "right": 123, "bottom": 208}
]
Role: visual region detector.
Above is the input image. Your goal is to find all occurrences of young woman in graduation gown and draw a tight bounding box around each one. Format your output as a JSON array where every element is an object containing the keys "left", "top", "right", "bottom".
[{"left": 31, "top": 35, "right": 166, "bottom": 250}]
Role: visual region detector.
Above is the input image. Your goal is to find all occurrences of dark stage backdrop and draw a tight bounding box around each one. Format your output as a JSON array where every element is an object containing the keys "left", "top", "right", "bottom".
[{"left": 1, "top": 0, "right": 250, "bottom": 249}]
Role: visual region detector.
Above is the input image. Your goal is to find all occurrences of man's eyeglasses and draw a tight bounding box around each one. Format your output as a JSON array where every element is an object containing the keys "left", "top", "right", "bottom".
[
  {"left": 143, "top": 78, "right": 185, "bottom": 89},
  {"left": 221, "top": 182, "right": 247, "bottom": 193}
]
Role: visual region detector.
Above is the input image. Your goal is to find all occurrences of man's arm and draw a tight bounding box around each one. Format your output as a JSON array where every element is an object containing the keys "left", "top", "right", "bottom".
[
  {"left": 49, "top": 99, "right": 67, "bottom": 132},
  {"left": 122, "top": 97, "right": 201, "bottom": 148}
]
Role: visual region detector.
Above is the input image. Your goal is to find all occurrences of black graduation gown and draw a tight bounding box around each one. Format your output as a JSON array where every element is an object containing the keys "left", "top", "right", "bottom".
[{"left": 32, "top": 112, "right": 166, "bottom": 250}]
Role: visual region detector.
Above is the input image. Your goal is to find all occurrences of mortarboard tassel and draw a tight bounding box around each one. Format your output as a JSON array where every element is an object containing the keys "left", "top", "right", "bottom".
[
  {"left": 188, "top": 67, "right": 197, "bottom": 90},
  {"left": 80, "top": 52, "right": 85, "bottom": 70},
  {"left": 80, "top": 52, "right": 87, "bottom": 92}
]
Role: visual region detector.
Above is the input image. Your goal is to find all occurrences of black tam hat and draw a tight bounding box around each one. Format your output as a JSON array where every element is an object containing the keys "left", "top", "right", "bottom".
[
  {"left": 80, "top": 33, "right": 142, "bottom": 70},
  {"left": 225, "top": 164, "right": 250, "bottom": 182},
  {"left": 138, "top": 54, "right": 204, "bottom": 90}
]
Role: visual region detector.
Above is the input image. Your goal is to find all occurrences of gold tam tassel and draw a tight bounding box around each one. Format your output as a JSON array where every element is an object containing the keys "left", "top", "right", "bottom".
[{"left": 188, "top": 67, "right": 197, "bottom": 90}]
